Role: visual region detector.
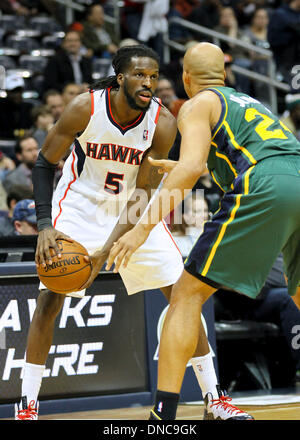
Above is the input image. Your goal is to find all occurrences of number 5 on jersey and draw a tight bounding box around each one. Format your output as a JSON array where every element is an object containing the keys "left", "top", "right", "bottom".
[{"left": 104, "top": 172, "right": 124, "bottom": 194}]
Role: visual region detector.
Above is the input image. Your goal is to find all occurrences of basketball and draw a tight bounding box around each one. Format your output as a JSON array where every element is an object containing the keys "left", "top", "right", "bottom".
[{"left": 37, "top": 239, "right": 92, "bottom": 294}]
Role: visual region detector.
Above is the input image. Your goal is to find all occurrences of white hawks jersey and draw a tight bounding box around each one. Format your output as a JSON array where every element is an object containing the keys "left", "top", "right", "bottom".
[
  {"left": 52, "top": 88, "right": 162, "bottom": 227},
  {"left": 46, "top": 88, "right": 184, "bottom": 297}
]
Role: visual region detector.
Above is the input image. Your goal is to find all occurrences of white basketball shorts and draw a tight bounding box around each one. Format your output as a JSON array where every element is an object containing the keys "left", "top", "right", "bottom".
[{"left": 39, "top": 189, "right": 184, "bottom": 297}]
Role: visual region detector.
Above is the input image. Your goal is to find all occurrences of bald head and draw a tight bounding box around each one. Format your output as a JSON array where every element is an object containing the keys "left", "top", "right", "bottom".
[{"left": 183, "top": 43, "right": 225, "bottom": 96}]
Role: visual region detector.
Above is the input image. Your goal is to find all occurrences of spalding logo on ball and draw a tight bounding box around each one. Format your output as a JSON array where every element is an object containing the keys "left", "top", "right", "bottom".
[{"left": 37, "top": 239, "right": 92, "bottom": 294}]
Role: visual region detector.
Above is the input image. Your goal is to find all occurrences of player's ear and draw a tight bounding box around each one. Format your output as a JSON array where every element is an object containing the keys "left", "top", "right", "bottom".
[
  {"left": 182, "top": 70, "right": 189, "bottom": 87},
  {"left": 117, "top": 73, "right": 124, "bottom": 87}
]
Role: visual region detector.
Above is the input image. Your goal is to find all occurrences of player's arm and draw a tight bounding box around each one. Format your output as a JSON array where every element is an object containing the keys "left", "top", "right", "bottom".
[
  {"left": 33, "top": 93, "right": 91, "bottom": 267},
  {"left": 107, "top": 93, "right": 215, "bottom": 271},
  {"left": 135, "top": 106, "right": 177, "bottom": 190},
  {"left": 142, "top": 94, "right": 213, "bottom": 221}
]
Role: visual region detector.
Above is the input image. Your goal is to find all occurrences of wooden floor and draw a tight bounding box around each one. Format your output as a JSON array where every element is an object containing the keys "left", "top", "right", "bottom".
[{"left": 38, "top": 402, "right": 300, "bottom": 420}]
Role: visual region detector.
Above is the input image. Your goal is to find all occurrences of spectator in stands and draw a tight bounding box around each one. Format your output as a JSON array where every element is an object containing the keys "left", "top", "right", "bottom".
[
  {"left": 160, "top": 40, "right": 193, "bottom": 101},
  {"left": 214, "top": 7, "right": 252, "bottom": 93},
  {"left": 268, "top": 0, "right": 300, "bottom": 84},
  {"left": 43, "top": 90, "right": 65, "bottom": 123},
  {"left": 61, "top": 82, "right": 83, "bottom": 106},
  {"left": 233, "top": 0, "right": 266, "bottom": 26},
  {"left": 187, "top": 0, "right": 223, "bottom": 30},
  {"left": 42, "top": 30, "right": 93, "bottom": 93},
  {"left": 0, "top": 182, "right": 7, "bottom": 212},
  {"left": 244, "top": 7, "right": 270, "bottom": 103},
  {"left": 171, "top": 191, "right": 210, "bottom": 256},
  {"left": 280, "top": 94, "right": 300, "bottom": 141},
  {"left": 136, "top": 0, "right": 169, "bottom": 63},
  {"left": 0, "top": 151, "right": 15, "bottom": 212},
  {"left": 0, "top": 73, "right": 34, "bottom": 139},
  {"left": 122, "top": 0, "right": 146, "bottom": 41},
  {"left": 172, "top": 0, "right": 198, "bottom": 18},
  {"left": 224, "top": 54, "right": 237, "bottom": 88},
  {"left": 11, "top": 199, "right": 38, "bottom": 236},
  {"left": 0, "top": 185, "right": 34, "bottom": 237},
  {"left": 245, "top": 7, "right": 270, "bottom": 49},
  {"left": 3, "top": 135, "right": 39, "bottom": 194},
  {"left": 0, "top": 0, "right": 37, "bottom": 16},
  {"left": 0, "top": 150, "right": 15, "bottom": 182},
  {"left": 156, "top": 76, "right": 186, "bottom": 168},
  {"left": 168, "top": 1, "right": 194, "bottom": 46},
  {"left": 81, "top": 3, "right": 119, "bottom": 58},
  {"left": 31, "top": 106, "right": 54, "bottom": 148},
  {"left": 121, "top": 1, "right": 169, "bottom": 62},
  {"left": 156, "top": 77, "right": 186, "bottom": 118}
]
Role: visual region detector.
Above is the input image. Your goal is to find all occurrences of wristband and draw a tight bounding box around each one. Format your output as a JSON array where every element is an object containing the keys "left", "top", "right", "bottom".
[
  {"left": 32, "top": 152, "right": 57, "bottom": 227},
  {"left": 37, "top": 218, "right": 53, "bottom": 232}
]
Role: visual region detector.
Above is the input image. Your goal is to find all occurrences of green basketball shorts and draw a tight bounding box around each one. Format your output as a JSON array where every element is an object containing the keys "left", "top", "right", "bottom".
[{"left": 184, "top": 155, "right": 300, "bottom": 298}]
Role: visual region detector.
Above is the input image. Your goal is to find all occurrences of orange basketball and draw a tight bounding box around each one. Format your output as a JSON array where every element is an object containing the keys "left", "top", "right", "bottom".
[{"left": 37, "top": 239, "right": 92, "bottom": 294}]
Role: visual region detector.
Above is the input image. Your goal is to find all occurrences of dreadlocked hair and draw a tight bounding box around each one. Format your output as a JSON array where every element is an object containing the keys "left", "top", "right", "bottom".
[{"left": 89, "top": 44, "right": 160, "bottom": 92}]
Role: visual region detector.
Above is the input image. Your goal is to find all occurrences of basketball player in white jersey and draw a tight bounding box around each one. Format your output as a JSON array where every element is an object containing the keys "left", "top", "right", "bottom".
[{"left": 15, "top": 45, "right": 219, "bottom": 420}]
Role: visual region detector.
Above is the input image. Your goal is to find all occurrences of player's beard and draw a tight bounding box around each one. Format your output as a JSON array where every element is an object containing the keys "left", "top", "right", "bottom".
[{"left": 123, "top": 80, "right": 152, "bottom": 112}]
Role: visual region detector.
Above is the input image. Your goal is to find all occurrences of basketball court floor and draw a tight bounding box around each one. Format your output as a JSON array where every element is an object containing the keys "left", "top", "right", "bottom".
[{"left": 32, "top": 386, "right": 300, "bottom": 420}]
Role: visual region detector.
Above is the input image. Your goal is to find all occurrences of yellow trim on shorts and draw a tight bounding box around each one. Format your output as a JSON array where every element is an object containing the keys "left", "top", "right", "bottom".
[{"left": 201, "top": 166, "right": 254, "bottom": 277}]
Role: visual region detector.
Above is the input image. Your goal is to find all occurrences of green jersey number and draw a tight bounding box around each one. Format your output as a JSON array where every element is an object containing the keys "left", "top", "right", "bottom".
[{"left": 245, "top": 108, "right": 292, "bottom": 141}]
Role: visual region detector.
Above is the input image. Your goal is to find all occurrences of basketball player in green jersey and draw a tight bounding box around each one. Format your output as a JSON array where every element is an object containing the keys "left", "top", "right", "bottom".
[{"left": 107, "top": 42, "right": 300, "bottom": 420}]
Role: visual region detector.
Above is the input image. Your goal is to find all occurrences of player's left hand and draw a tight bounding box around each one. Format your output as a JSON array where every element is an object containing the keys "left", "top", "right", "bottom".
[
  {"left": 80, "top": 250, "right": 108, "bottom": 290},
  {"left": 106, "top": 226, "right": 150, "bottom": 273},
  {"left": 148, "top": 156, "right": 178, "bottom": 174}
]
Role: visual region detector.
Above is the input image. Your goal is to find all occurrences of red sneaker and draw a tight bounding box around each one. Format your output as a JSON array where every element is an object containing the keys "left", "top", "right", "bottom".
[{"left": 15, "top": 397, "right": 39, "bottom": 420}]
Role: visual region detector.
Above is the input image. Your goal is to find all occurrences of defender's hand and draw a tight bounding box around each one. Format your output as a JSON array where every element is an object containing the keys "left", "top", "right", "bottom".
[
  {"left": 35, "top": 227, "right": 74, "bottom": 268},
  {"left": 106, "top": 226, "right": 150, "bottom": 273},
  {"left": 80, "top": 250, "right": 108, "bottom": 290},
  {"left": 148, "top": 156, "right": 178, "bottom": 174}
]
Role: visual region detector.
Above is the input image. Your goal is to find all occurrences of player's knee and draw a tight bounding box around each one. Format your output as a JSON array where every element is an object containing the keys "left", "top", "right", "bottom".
[
  {"left": 170, "top": 283, "right": 214, "bottom": 312},
  {"left": 36, "top": 289, "right": 65, "bottom": 320}
]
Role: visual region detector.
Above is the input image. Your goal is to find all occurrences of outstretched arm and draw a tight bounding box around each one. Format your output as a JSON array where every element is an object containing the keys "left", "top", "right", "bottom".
[{"left": 106, "top": 92, "right": 217, "bottom": 272}]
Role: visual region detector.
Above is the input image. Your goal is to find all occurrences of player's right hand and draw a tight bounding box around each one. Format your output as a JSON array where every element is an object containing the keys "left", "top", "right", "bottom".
[{"left": 35, "top": 227, "right": 74, "bottom": 268}]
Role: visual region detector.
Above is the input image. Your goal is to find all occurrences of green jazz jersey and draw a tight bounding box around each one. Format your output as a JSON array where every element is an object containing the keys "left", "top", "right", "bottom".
[{"left": 205, "top": 86, "right": 300, "bottom": 192}]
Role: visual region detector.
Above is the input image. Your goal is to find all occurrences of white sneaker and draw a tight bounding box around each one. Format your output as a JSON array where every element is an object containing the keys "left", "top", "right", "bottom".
[
  {"left": 203, "top": 386, "right": 254, "bottom": 420},
  {"left": 15, "top": 396, "right": 39, "bottom": 420}
]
